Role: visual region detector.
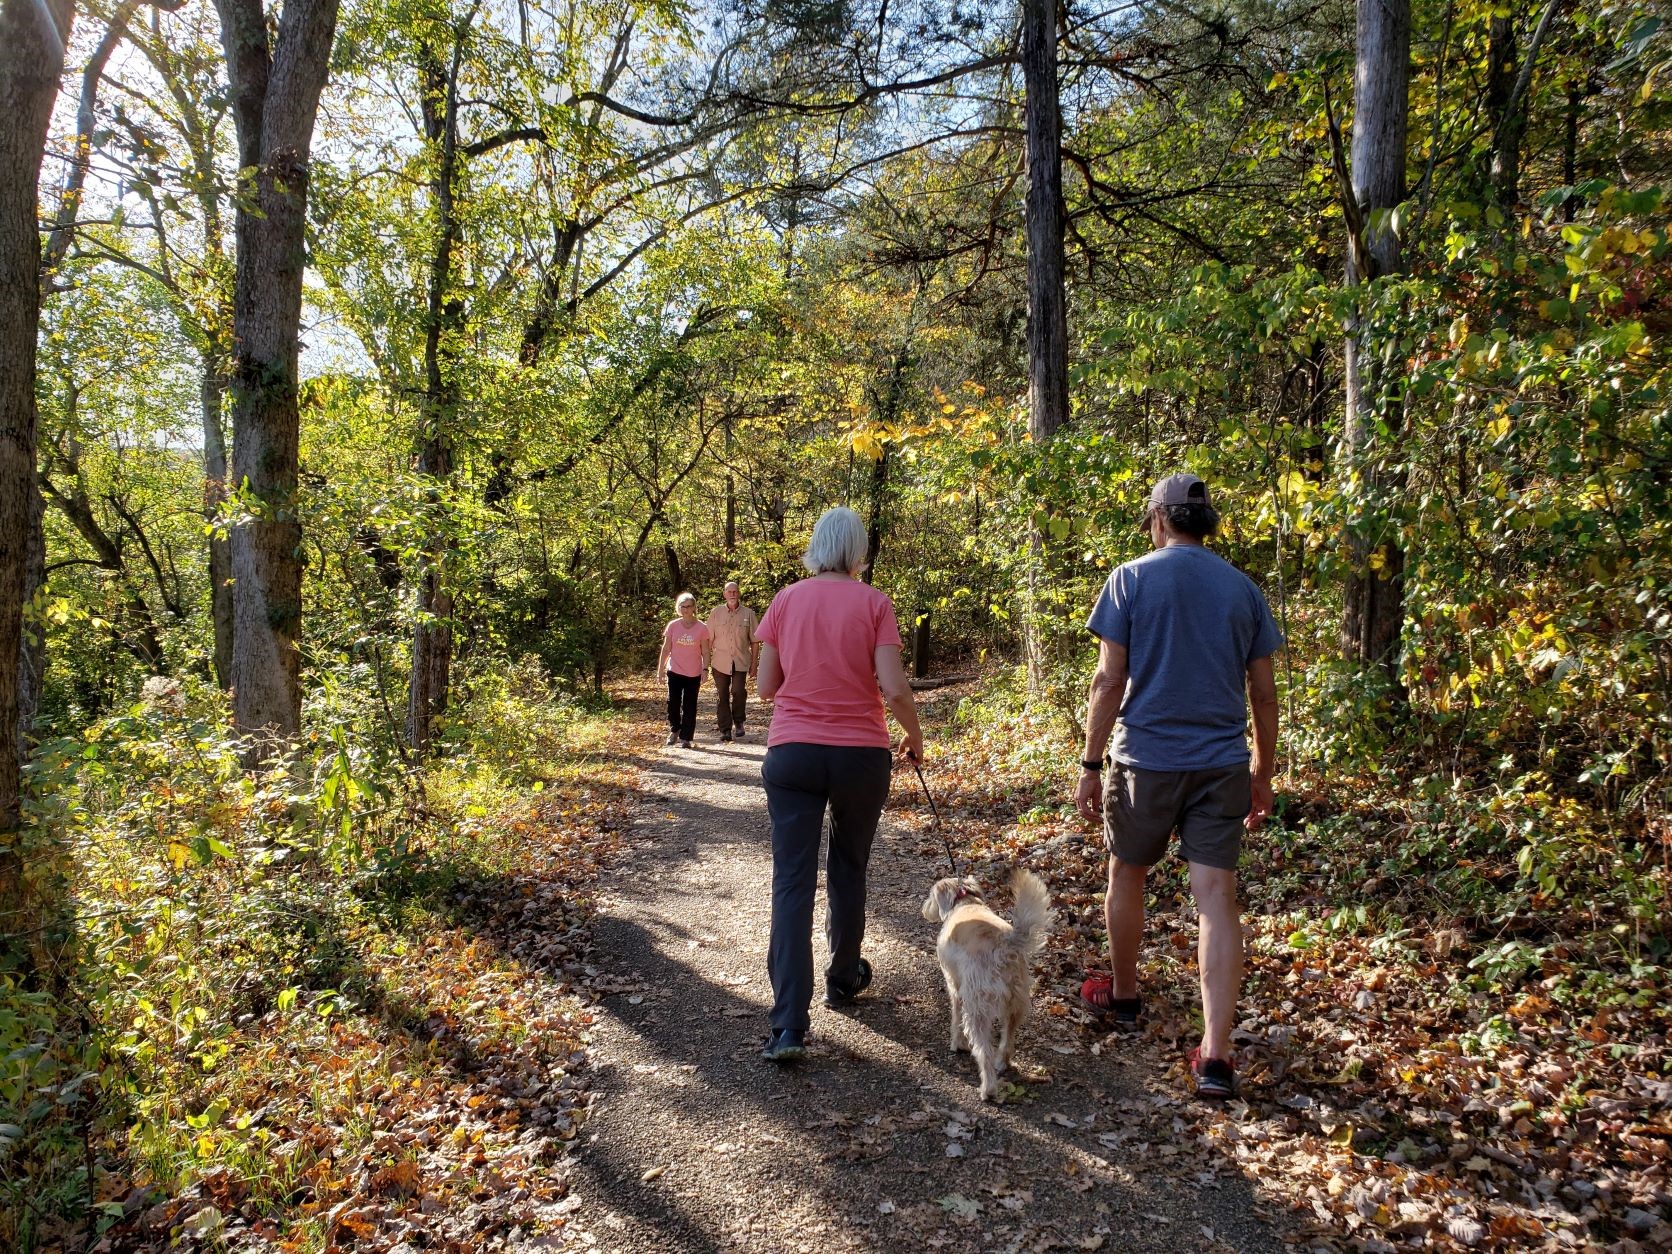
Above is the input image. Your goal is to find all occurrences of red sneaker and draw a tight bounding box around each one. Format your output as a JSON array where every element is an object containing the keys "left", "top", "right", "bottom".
[{"left": 1079, "top": 973, "right": 1142, "bottom": 1026}]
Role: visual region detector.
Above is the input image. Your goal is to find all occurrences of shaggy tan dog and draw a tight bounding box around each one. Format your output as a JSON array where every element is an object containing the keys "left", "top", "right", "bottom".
[{"left": 920, "top": 868, "right": 1054, "bottom": 1101}]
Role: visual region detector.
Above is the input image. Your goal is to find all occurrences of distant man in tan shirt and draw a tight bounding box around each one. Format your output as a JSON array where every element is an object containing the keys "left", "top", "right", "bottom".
[{"left": 706, "top": 580, "right": 759, "bottom": 742}]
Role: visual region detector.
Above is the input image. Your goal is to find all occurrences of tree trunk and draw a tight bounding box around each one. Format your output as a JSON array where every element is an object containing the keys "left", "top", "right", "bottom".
[
  {"left": 725, "top": 473, "right": 736, "bottom": 551},
  {"left": 213, "top": 0, "right": 340, "bottom": 762},
  {"left": 664, "top": 542, "right": 683, "bottom": 593},
  {"left": 724, "top": 416, "right": 736, "bottom": 552},
  {"left": 1489, "top": 0, "right": 1562, "bottom": 216},
  {"left": 1021, "top": 0, "right": 1067, "bottom": 693},
  {"left": 863, "top": 443, "right": 889, "bottom": 584},
  {"left": 1021, "top": 0, "right": 1067, "bottom": 445},
  {"left": 911, "top": 609, "right": 931, "bottom": 680},
  {"left": 406, "top": 39, "right": 465, "bottom": 755},
  {"left": 1341, "top": 0, "right": 1411, "bottom": 694},
  {"left": 405, "top": 456, "right": 454, "bottom": 751},
  {"left": 863, "top": 340, "right": 911, "bottom": 583},
  {"left": 0, "top": 0, "right": 75, "bottom": 977},
  {"left": 1487, "top": 15, "right": 1521, "bottom": 209},
  {"left": 202, "top": 358, "right": 234, "bottom": 690}
]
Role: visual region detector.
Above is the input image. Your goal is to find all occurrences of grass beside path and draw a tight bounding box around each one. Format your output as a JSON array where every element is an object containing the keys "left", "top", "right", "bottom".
[{"left": 19, "top": 692, "right": 643, "bottom": 1253}]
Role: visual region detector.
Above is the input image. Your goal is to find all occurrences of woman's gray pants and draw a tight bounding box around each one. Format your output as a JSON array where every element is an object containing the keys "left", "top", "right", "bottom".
[{"left": 761, "top": 743, "right": 893, "bottom": 1033}]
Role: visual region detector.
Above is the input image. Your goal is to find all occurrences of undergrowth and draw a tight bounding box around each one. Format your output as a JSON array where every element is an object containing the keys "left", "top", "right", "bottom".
[
  {"left": 1, "top": 657, "right": 627, "bottom": 1252},
  {"left": 940, "top": 663, "right": 1671, "bottom": 997},
  {"left": 921, "top": 661, "right": 1671, "bottom": 1248}
]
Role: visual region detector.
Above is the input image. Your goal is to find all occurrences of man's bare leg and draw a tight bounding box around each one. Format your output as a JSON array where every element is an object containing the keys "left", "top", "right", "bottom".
[
  {"left": 1105, "top": 856, "right": 1148, "bottom": 999},
  {"left": 1188, "top": 861, "right": 1241, "bottom": 1060}
]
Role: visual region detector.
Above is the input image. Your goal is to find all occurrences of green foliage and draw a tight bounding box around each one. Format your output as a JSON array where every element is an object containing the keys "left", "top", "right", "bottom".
[
  {"left": 0, "top": 981, "right": 98, "bottom": 1250},
  {"left": 437, "top": 654, "right": 614, "bottom": 788},
  {"left": 17, "top": 0, "right": 1671, "bottom": 1241},
  {"left": 6, "top": 671, "right": 620, "bottom": 1243}
]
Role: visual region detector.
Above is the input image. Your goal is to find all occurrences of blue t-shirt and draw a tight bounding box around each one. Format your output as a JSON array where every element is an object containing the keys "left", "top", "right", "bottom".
[{"left": 1086, "top": 545, "right": 1284, "bottom": 772}]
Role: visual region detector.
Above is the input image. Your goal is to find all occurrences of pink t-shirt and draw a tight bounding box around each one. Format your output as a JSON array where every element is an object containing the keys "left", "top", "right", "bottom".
[
  {"left": 663, "top": 618, "right": 711, "bottom": 677},
  {"left": 754, "top": 577, "right": 903, "bottom": 748}
]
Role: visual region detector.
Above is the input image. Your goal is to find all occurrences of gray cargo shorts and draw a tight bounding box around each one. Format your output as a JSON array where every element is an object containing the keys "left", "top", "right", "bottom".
[{"left": 1102, "top": 761, "right": 1251, "bottom": 871}]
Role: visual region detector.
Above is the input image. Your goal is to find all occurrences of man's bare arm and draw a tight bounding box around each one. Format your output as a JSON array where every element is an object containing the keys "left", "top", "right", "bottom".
[
  {"left": 1075, "top": 640, "right": 1128, "bottom": 822},
  {"left": 1245, "top": 654, "right": 1279, "bottom": 830}
]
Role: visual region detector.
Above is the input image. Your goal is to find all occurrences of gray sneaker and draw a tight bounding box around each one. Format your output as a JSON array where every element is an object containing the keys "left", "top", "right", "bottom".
[
  {"left": 761, "top": 1029, "right": 806, "bottom": 1062},
  {"left": 665, "top": 731, "right": 678, "bottom": 746}
]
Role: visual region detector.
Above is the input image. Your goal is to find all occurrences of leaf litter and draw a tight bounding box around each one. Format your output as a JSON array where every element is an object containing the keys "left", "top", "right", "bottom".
[
  {"left": 888, "top": 703, "right": 1672, "bottom": 1252},
  {"left": 94, "top": 723, "right": 641, "bottom": 1251}
]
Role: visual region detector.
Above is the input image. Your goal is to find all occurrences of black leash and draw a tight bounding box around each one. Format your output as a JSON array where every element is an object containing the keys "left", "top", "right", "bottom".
[{"left": 909, "top": 754, "right": 959, "bottom": 879}]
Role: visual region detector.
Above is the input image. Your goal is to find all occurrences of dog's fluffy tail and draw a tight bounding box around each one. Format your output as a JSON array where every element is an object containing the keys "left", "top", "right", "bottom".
[{"left": 1005, "top": 868, "right": 1054, "bottom": 963}]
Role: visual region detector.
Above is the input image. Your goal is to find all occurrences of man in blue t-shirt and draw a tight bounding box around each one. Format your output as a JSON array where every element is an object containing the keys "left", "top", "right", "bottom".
[{"left": 1072, "top": 472, "right": 1282, "bottom": 1101}]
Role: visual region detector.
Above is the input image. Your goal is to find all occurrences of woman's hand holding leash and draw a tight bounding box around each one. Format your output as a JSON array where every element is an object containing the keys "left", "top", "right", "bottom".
[{"left": 898, "top": 732, "right": 924, "bottom": 766}]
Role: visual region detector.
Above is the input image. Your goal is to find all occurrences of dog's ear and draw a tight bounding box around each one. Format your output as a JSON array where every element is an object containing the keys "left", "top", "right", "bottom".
[{"left": 922, "top": 878, "right": 957, "bottom": 921}]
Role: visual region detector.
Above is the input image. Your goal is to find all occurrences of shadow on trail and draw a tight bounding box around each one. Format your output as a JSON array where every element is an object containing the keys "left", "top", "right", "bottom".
[
  {"left": 543, "top": 724, "right": 1286, "bottom": 1250},
  {"left": 571, "top": 910, "right": 1214, "bottom": 1252}
]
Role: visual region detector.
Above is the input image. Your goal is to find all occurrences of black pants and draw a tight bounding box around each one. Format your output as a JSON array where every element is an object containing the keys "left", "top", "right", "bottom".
[
  {"left": 712, "top": 667, "right": 748, "bottom": 734},
  {"left": 666, "top": 672, "right": 700, "bottom": 741},
  {"left": 761, "top": 742, "right": 893, "bottom": 1032}
]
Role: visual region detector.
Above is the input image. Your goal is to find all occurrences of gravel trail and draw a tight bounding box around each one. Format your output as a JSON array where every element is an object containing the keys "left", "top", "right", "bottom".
[{"left": 560, "top": 707, "right": 1289, "bottom": 1253}]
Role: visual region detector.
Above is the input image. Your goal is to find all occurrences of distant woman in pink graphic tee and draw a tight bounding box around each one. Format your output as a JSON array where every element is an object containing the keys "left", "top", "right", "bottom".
[{"left": 656, "top": 592, "right": 710, "bottom": 747}]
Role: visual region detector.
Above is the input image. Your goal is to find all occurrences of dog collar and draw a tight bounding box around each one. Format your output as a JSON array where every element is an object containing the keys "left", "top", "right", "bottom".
[{"left": 953, "top": 887, "right": 983, "bottom": 902}]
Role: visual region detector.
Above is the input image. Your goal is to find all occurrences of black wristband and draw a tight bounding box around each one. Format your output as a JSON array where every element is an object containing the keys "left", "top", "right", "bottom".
[{"left": 1080, "top": 759, "right": 1104, "bottom": 772}]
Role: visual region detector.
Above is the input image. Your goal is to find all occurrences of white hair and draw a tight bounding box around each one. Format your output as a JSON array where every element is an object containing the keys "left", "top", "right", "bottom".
[
  {"left": 675, "top": 591, "right": 696, "bottom": 609},
  {"left": 802, "top": 506, "right": 869, "bottom": 575}
]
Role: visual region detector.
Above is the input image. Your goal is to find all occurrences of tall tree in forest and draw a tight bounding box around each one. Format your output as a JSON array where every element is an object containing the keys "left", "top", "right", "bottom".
[
  {"left": 405, "top": 8, "right": 474, "bottom": 754},
  {"left": 213, "top": 0, "right": 340, "bottom": 757},
  {"left": 1337, "top": 0, "right": 1410, "bottom": 695},
  {"left": 1020, "top": 0, "right": 1067, "bottom": 690},
  {"left": 52, "top": 5, "right": 236, "bottom": 689},
  {"left": 1021, "top": 0, "right": 1066, "bottom": 445},
  {"left": 137, "top": 14, "right": 238, "bottom": 692},
  {"left": 0, "top": 0, "right": 74, "bottom": 970}
]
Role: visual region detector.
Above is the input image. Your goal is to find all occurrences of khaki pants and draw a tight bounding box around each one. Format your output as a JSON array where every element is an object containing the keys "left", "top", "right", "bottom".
[
  {"left": 712, "top": 666, "right": 748, "bottom": 734},
  {"left": 1103, "top": 761, "right": 1250, "bottom": 871}
]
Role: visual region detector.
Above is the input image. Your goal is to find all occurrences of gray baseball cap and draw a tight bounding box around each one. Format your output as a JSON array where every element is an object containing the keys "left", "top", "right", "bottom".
[{"left": 1148, "top": 472, "right": 1211, "bottom": 508}]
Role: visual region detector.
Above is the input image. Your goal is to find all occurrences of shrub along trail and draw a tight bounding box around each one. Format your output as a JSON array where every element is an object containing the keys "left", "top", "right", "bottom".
[
  {"left": 87, "top": 714, "right": 639, "bottom": 1254},
  {"left": 558, "top": 690, "right": 1288, "bottom": 1253}
]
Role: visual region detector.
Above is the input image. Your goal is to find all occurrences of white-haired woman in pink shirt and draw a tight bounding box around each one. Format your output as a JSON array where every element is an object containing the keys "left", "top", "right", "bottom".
[{"left": 752, "top": 506, "right": 924, "bottom": 1062}]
